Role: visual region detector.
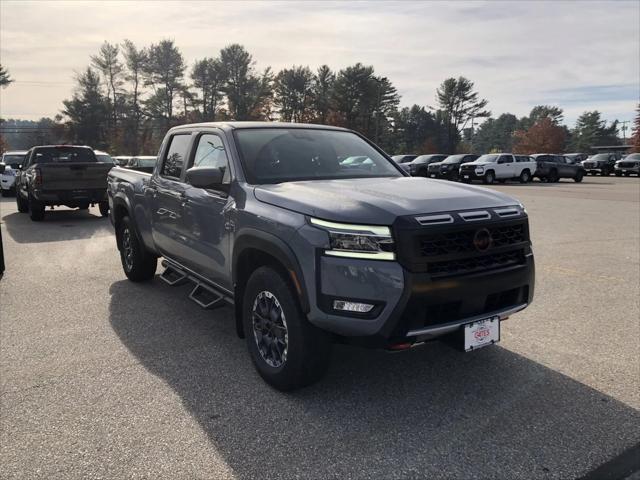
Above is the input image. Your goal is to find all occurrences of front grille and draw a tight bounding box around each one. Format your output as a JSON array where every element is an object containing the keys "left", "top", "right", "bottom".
[
  {"left": 583, "top": 162, "right": 596, "bottom": 168},
  {"left": 619, "top": 162, "right": 636, "bottom": 168},
  {"left": 427, "top": 249, "right": 526, "bottom": 277},
  {"left": 418, "top": 223, "right": 525, "bottom": 257}
]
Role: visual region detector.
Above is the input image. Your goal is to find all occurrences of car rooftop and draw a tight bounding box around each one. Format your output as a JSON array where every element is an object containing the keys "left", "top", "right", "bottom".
[{"left": 169, "top": 121, "right": 350, "bottom": 132}]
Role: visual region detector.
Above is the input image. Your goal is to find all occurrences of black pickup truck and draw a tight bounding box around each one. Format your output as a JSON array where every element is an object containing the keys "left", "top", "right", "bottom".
[
  {"left": 107, "top": 122, "right": 535, "bottom": 390},
  {"left": 15, "top": 145, "right": 113, "bottom": 221},
  {"left": 532, "top": 154, "right": 585, "bottom": 182}
]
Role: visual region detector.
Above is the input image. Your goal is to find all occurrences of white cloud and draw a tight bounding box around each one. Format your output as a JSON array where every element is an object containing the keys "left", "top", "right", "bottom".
[{"left": 1, "top": 0, "right": 638, "bottom": 126}]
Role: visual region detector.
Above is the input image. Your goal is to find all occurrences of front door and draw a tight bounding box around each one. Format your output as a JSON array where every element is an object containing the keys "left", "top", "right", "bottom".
[
  {"left": 497, "top": 155, "right": 515, "bottom": 179},
  {"left": 180, "top": 132, "right": 234, "bottom": 290}
]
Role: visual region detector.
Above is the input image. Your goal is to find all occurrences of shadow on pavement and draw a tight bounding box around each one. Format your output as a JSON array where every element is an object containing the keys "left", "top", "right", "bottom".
[
  {"left": 1, "top": 209, "right": 112, "bottom": 244},
  {"left": 109, "top": 279, "right": 640, "bottom": 479}
]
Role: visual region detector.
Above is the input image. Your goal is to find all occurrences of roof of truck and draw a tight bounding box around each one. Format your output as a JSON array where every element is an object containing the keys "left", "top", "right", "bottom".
[{"left": 169, "top": 121, "right": 349, "bottom": 132}]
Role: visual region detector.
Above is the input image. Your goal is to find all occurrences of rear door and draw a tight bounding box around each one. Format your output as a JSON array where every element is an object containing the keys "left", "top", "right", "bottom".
[
  {"left": 149, "top": 132, "right": 193, "bottom": 261},
  {"left": 180, "top": 131, "right": 234, "bottom": 289}
]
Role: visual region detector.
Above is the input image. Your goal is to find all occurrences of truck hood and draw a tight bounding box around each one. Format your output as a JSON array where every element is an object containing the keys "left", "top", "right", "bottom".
[{"left": 253, "top": 177, "right": 519, "bottom": 225}]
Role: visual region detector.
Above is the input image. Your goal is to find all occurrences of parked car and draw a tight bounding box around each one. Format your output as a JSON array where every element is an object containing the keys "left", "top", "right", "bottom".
[
  {"left": 123, "top": 156, "right": 157, "bottom": 174},
  {"left": 107, "top": 122, "right": 535, "bottom": 390},
  {"left": 15, "top": 145, "right": 113, "bottom": 221},
  {"left": 614, "top": 153, "right": 640, "bottom": 176},
  {"left": 459, "top": 153, "right": 536, "bottom": 184},
  {"left": 391, "top": 154, "right": 418, "bottom": 164},
  {"left": 532, "top": 154, "right": 585, "bottom": 183},
  {"left": 581, "top": 153, "right": 618, "bottom": 176},
  {"left": 427, "top": 154, "right": 478, "bottom": 181},
  {"left": 564, "top": 153, "right": 588, "bottom": 164},
  {"left": 0, "top": 150, "right": 26, "bottom": 196},
  {"left": 94, "top": 150, "right": 115, "bottom": 164},
  {"left": 113, "top": 156, "right": 132, "bottom": 167},
  {"left": 406, "top": 154, "right": 449, "bottom": 176}
]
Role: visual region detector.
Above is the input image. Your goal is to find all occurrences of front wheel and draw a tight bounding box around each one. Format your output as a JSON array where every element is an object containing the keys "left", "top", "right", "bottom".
[
  {"left": 483, "top": 171, "right": 495, "bottom": 184},
  {"left": 574, "top": 171, "right": 584, "bottom": 183},
  {"left": 98, "top": 201, "right": 109, "bottom": 217},
  {"left": 117, "top": 216, "right": 157, "bottom": 282},
  {"left": 615, "top": 171, "right": 622, "bottom": 177},
  {"left": 243, "top": 266, "right": 332, "bottom": 391}
]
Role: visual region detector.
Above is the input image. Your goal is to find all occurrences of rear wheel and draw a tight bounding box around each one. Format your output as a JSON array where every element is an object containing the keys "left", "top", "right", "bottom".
[
  {"left": 16, "top": 193, "right": 29, "bottom": 213},
  {"left": 243, "top": 266, "right": 332, "bottom": 391},
  {"left": 98, "top": 201, "right": 109, "bottom": 217},
  {"left": 483, "top": 171, "right": 495, "bottom": 184},
  {"left": 28, "top": 195, "right": 45, "bottom": 221},
  {"left": 547, "top": 169, "right": 559, "bottom": 183},
  {"left": 519, "top": 170, "right": 531, "bottom": 183},
  {"left": 117, "top": 216, "right": 157, "bottom": 282}
]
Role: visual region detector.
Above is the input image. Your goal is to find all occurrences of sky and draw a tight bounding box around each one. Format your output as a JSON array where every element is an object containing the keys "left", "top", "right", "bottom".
[{"left": 1, "top": 0, "right": 638, "bottom": 129}]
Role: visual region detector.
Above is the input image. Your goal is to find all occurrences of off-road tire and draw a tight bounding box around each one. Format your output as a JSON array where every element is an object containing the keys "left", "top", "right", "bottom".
[
  {"left": 117, "top": 215, "right": 157, "bottom": 282},
  {"left": 519, "top": 170, "right": 531, "bottom": 183},
  {"left": 16, "top": 193, "right": 28, "bottom": 213},
  {"left": 243, "top": 266, "right": 332, "bottom": 391},
  {"left": 483, "top": 171, "right": 495, "bottom": 184},
  {"left": 28, "top": 195, "right": 45, "bottom": 221}
]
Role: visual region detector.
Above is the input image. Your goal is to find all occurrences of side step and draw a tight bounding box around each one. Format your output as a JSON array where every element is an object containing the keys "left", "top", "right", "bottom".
[
  {"left": 160, "top": 259, "right": 232, "bottom": 311},
  {"left": 189, "top": 283, "right": 226, "bottom": 310},
  {"left": 160, "top": 265, "right": 188, "bottom": 286}
]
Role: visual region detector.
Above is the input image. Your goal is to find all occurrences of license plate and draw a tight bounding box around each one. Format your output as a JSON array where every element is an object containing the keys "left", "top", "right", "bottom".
[
  {"left": 464, "top": 175, "right": 470, "bottom": 179},
  {"left": 464, "top": 317, "right": 500, "bottom": 351},
  {"left": 430, "top": 174, "right": 436, "bottom": 178}
]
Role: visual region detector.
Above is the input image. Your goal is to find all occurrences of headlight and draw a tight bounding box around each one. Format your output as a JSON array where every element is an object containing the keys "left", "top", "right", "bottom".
[
  {"left": 441, "top": 165, "right": 448, "bottom": 170},
  {"left": 475, "top": 166, "right": 484, "bottom": 173},
  {"left": 309, "top": 217, "right": 395, "bottom": 260}
]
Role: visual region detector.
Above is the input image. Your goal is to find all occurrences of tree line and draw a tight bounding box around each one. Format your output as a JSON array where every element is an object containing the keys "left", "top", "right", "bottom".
[{"left": 1, "top": 42, "right": 638, "bottom": 156}]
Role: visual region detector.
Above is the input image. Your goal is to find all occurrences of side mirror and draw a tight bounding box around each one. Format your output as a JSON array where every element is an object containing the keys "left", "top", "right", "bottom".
[{"left": 185, "top": 166, "right": 224, "bottom": 189}]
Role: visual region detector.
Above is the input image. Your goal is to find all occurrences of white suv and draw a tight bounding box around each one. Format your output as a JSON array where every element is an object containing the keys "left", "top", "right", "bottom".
[
  {"left": 0, "top": 150, "right": 27, "bottom": 196},
  {"left": 459, "top": 153, "right": 536, "bottom": 184}
]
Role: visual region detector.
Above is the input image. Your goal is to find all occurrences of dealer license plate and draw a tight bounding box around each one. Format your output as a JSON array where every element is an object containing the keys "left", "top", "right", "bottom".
[{"left": 464, "top": 317, "right": 500, "bottom": 352}]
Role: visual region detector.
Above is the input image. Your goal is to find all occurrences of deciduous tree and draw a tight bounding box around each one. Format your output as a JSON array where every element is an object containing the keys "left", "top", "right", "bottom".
[{"left": 513, "top": 117, "right": 566, "bottom": 154}]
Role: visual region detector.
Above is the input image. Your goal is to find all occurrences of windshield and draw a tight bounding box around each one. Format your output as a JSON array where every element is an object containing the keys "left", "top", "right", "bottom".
[
  {"left": 475, "top": 154, "right": 498, "bottom": 163},
  {"left": 235, "top": 128, "right": 402, "bottom": 184},
  {"left": 623, "top": 153, "right": 640, "bottom": 161},
  {"left": 443, "top": 155, "right": 465, "bottom": 164},
  {"left": 391, "top": 155, "right": 415, "bottom": 163},
  {"left": 589, "top": 154, "right": 610, "bottom": 161},
  {"left": 413, "top": 155, "right": 444, "bottom": 164},
  {"left": 2, "top": 154, "right": 24, "bottom": 168},
  {"left": 32, "top": 147, "right": 96, "bottom": 163}
]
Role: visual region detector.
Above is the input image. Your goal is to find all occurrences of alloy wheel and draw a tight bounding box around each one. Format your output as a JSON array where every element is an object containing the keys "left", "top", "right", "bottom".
[{"left": 252, "top": 291, "right": 289, "bottom": 368}]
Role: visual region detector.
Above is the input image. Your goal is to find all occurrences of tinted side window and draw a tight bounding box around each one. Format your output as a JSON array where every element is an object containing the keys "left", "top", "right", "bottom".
[
  {"left": 498, "top": 155, "right": 511, "bottom": 164},
  {"left": 161, "top": 134, "right": 191, "bottom": 179},
  {"left": 192, "top": 134, "right": 231, "bottom": 183}
]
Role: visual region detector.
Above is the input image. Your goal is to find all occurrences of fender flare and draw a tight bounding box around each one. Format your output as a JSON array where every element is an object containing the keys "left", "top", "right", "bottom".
[{"left": 232, "top": 228, "right": 310, "bottom": 313}]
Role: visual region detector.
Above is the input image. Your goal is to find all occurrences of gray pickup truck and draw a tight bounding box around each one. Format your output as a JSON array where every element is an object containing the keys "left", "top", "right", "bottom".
[
  {"left": 16, "top": 145, "right": 113, "bottom": 221},
  {"left": 107, "top": 122, "right": 535, "bottom": 390}
]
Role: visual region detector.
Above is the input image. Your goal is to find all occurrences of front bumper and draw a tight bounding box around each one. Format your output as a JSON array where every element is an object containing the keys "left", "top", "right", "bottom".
[
  {"left": 310, "top": 251, "right": 535, "bottom": 346},
  {"left": 615, "top": 166, "right": 640, "bottom": 174},
  {"left": 0, "top": 176, "right": 16, "bottom": 190}
]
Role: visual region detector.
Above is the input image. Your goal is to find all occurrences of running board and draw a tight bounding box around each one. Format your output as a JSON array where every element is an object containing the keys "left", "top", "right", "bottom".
[
  {"left": 189, "top": 283, "right": 226, "bottom": 310},
  {"left": 160, "top": 265, "right": 188, "bottom": 286},
  {"left": 160, "top": 259, "right": 234, "bottom": 309}
]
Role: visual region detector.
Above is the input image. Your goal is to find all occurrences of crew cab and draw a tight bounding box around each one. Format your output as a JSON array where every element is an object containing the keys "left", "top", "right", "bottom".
[
  {"left": 459, "top": 153, "right": 536, "bottom": 184},
  {"left": 405, "top": 154, "right": 448, "bottom": 176},
  {"left": 532, "top": 154, "right": 585, "bottom": 182},
  {"left": 581, "top": 153, "right": 619, "bottom": 176},
  {"left": 0, "top": 150, "right": 26, "bottom": 196},
  {"left": 614, "top": 153, "right": 640, "bottom": 177},
  {"left": 107, "top": 122, "right": 535, "bottom": 390},
  {"left": 427, "top": 154, "right": 478, "bottom": 181},
  {"left": 15, "top": 145, "right": 112, "bottom": 221}
]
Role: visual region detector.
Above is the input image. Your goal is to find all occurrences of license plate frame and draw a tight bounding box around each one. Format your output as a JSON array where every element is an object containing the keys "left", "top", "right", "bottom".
[{"left": 464, "top": 316, "right": 500, "bottom": 352}]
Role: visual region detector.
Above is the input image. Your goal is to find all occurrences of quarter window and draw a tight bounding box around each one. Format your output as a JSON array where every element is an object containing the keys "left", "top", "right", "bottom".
[{"left": 161, "top": 134, "right": 191, "bottom": 179}]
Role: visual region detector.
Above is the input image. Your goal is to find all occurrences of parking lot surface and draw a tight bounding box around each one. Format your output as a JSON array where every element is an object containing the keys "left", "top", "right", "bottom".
[{"left": 1, "top": 176, "right": 639, "bottom": 479}]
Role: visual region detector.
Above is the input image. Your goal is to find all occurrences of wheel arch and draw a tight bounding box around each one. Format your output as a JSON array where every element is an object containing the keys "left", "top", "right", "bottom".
[{"left": 232, "top": 229, "right": 310, "bottom": 338}]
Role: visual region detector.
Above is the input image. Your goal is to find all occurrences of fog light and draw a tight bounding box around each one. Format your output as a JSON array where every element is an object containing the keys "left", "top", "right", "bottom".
[{"left": 333, "top": 300, "right": 374, "bottom": 313}]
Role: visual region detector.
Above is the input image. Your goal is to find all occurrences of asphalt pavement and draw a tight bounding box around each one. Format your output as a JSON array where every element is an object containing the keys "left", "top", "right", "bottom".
[{"left": 1, "top": 176, "right": 639, "bottom": 479}]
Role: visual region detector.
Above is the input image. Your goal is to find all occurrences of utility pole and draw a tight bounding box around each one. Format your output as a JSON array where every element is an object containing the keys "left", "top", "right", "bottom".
[{"left": 620, "top": 120, "right": 630, "bottom": 143}]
